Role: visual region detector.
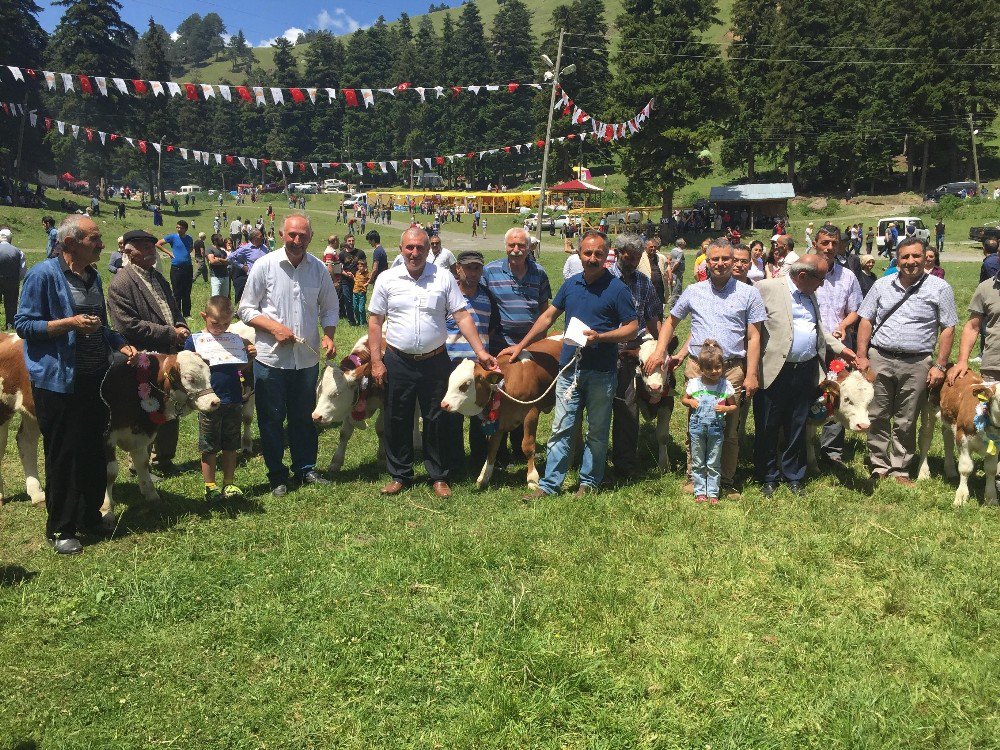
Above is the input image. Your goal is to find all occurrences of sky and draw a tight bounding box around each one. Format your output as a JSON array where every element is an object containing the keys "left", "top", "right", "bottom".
[{"left": 35, "top": 0, "right": 454, "bottom": 47}]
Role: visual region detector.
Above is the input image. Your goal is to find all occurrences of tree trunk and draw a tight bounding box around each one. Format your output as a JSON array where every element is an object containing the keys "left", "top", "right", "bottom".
[
  {"left": 904, "top": 133, "right": 914, "bottom": 191},
  {"left": 660, "top": 186, "right": 673, "bottom": 243},
  {"left": 786, "top": 142, "right": 796, "bottom": 185},
  {"left": 918, "top": 139, "right": 930, "bottom": 197},
  {"left": 747, "top": 145, "right": 756, "bottom": 182}
]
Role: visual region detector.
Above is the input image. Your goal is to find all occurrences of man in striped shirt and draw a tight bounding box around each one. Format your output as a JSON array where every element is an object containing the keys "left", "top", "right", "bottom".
[{"left": 445, "top": 251, "right": 496, "bottom": 474}]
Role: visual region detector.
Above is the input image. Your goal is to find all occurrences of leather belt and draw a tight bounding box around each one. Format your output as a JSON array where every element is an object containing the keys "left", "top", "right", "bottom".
[
  {"left": 388, "top": 344, "right": 445, "bottom": 362},
  {"left": 873, "top": 346, "right": 932, "bottom": 358}
]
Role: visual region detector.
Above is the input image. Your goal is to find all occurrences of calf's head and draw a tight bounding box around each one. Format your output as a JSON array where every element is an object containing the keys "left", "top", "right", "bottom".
[
  {"left": 636, "top": 336, "right": 678, "bottom": 403},
  {"left": 441, "top": 359, "right": 500, "bottom": 417},
  {"left": 168, "top": 351, "right": 221, "bottom": 413},
  {"left": 972, "top": 381, "right": 1000, "bottom": 426},
  {"left": 819, "top": 368, "right": 875, "bottom": 431},
  {"left": 312, "top": 365, "right": 356, "bottom": 425}
]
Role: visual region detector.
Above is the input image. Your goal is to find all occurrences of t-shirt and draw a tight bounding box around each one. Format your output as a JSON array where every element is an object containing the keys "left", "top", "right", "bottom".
[
  {"left": 184, "top": 334, "right": 245, "bottom": 406},
  {"left": 372, "top": 245, "right": 388, "bottom": 276},
  {"left": 670, "top": 246, "right": 685, "bottom": 277},
  {"left": 207, "top": 246, "right": 229, "bottom": 278},
  {"left": 969, "top": 277, "right": 1000, "bottom": 373},
  {"left": 230, "top": 220, "right": 243, "bottom": 235},
  {"left": 685, "top": 376, "right": 735, "bottom": 421},
  {"left": 163, "top": 233, "right": 193, "bottom": 266},
  {"left": 552, "top": 271, "right": 637, "bottom": 372}
]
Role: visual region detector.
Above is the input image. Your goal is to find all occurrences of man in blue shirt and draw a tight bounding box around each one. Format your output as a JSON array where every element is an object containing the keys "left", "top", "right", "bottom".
[
  {"left": 156, "top": 219, "right": 194, "bottom": 316},
  {"left": 229, "top": 229, "right": 269, "bottom": 304},
  {"left": 42, "top": 215, "right": 58, "bottom": 258},
  {"left": 444, "top": 250, "right": 496, "bottom": 474},
  {"left": 365, "top": 230, "right": 389, "bottom": 286},
  {"left": 502, "top": 230, "right": 638, "bottom": 499}
]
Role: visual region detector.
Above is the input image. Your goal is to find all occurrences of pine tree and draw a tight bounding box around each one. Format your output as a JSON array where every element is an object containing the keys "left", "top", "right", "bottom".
[
  {"left": 450, "top": 1, "right": 493, "bottom": 165},
  {"left": 302, "top": 32, "right": 345, "bottom": 165},
  {"left": 0, "top": 0, "right": 47, "bottom": 176},
  {"left": 228, "top": 30, "right": 252, "bottom": 74},
  {"left": 612, "top": 0, "right": 728, "bottom": 214},
  {"left": 45, "top": 0, "right": 138, "bottom": 184},
  {"left": 487, "top": 0, "right": 536, "bottom": 172},
  {"left": 133, "top": 18, "right": 176, "bottom": 198}
]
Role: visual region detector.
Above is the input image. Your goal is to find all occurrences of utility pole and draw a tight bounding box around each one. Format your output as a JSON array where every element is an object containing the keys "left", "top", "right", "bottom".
[
  {"left": 157, "top": 133, "right": 165, "bottom": 203},
  {"left": 13, "top": 93, "right": 29, "bottom": 182},
  {"left": 969, "top": 114, "right": 981, "bottom": 187},
  {"left": 536, "top": 29, "right": 565, "bottom": 258}
]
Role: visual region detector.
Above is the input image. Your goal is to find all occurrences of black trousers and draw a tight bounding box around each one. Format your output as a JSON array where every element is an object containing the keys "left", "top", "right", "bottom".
[
  {"left": 0, "top": 278, "right": 18, "bottom": 329},
  {"left": 442, "top": 411, "right": 489, "bottom": 477},
  {"left": 611, "top": 362, "right": 640, "bottom": 476},
  {"left": 383, "top": 348, "right": 450, "bottom": 483},
  {"left": 170, "top": 263, "right": 194, "bottom": 317},
  {"left": 231, "top": 268, "right": 248, "bottom": 304},
  {"left": 753, "top": 357, "right": 818, "bottom": 484},
  {"left": 33, "top": 375, "right": 110, "bottom": 539}
]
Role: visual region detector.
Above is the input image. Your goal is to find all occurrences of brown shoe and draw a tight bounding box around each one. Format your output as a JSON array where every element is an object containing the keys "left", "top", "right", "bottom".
[
  {"left": 575, "top": 484, "right": 597, "bottom": 498},
  {"left": 380, "top": 480, "right": 408, "bottom": 495},
  {"left": 893, "top": 476, "right": 915, "bottom": 487},
  {"left": 682, "top": 481, "right": 694, "bottom": 494},
  {"left": 522, "top": 488, "right": 548, "bottom": 501},
  {"left": 432, "top": 481, "right": 452, "bottom": 498}
]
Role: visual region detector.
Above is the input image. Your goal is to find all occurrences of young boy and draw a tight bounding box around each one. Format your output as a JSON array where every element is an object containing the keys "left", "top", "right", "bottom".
[
  {"left": 352, "top": 257, "right": 370, "bottom": 325},
  {"left": 185, "top": 296, "right": 255, "bottom": 500}
]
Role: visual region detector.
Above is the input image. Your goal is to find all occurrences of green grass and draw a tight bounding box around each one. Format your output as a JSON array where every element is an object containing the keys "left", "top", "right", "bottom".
[{"left": 1, "top": 191, "right": 999, "bottom": 747}]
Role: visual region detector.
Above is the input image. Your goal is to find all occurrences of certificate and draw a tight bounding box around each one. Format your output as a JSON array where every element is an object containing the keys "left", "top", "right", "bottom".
[{"left": 193, "top": 331, "right": 248, "bottom": 366}]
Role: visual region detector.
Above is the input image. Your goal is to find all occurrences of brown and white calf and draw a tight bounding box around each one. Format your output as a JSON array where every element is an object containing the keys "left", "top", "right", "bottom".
[
  {"left": 0, "top": 333, "right": 44, "bottom": 507},
  {"left": 227, "top": 320, "right": 257, "bottom": 454},
  {"left": 805, "top": 366, "right": 876, "bottom": 471},
  {"left": 101, "top": 350, "right": 220, "bottom": 518},
  {"left": 918, "top": 370, "right": 1000, "bottom": 506},
  {"left": 633, "top": 336, "right": 678, "bottom": 471},
  {"left": 441, "top": 337, "right": 563, "bottom": 489}
]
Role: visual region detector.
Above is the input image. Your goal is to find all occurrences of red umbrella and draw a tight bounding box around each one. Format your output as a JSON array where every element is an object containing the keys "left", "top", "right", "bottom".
[{"left": 60, "top": 172, "right": 75, "bottom": 181}]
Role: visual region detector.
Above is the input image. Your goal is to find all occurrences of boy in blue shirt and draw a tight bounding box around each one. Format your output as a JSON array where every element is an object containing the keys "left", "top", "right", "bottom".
[{"left": 185, "top": 295, "right": 255, "bottom": 500}]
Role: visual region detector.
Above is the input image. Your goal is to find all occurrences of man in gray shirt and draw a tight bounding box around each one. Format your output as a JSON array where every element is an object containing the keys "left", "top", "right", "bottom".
[
  {"left": 668, "top": 238, "right": 686, "bottom": 306},
  {"left": 856, "top": 236, "right": 958, "bottom": 485},
  {"left": 0, "top": 228, "right": 27, "bottom": 329}
]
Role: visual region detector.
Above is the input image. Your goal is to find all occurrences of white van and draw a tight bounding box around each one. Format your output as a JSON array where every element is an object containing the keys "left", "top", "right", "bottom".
[
  {"left": 323, "top": 178, "right": 347, "bottom": 193},
  {"left": 179, "top": 185, "right": 201, "bottom": 194},
  {"left": 876, "top": 217, "right": 930, "bottom": 251}
]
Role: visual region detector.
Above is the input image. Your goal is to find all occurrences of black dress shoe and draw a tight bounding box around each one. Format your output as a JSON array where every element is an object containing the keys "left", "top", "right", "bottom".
[
  {"left": 299, "top": 470, "right": 329, "bottom": 486},
  {"left": 787, "top": 481, "right": 806, "bottom": 496},
  {"left": 761, "top": 482, "right": 778, "bottom": 498},
  {"left": 270, "top": 483, "right": 289, "bottom": 498}
]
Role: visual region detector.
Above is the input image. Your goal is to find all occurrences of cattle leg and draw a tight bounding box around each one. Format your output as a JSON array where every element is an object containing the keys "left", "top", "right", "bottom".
[
  {"left": 328, "top": 419, "right": 356, "bottom": 473},
  {"left": 476, "top": 430, "right": 505, "bottom": 489},
  {"left": 806, "top": 424, "right": 820, "bottom": 473},
  {"left": 522, "top": 408, "right": 541, "bottom": 489},
  {"left": 241, "top": 395, "right": 255, "bottom": 455},
  {"left": 0, "top": 419, "right": 9, "bottom": 506},
  {"left": 101, "top": 440, "right": 118, "bottom": 520},
  {"left": 953, "top": 440, "right": 974, "bottom": 507},
  {"left": 130, "top": 444, "right": 160, "bottom": 502},
  {"left": 984, "top": 451, "right": 999, "bottom": 506},
  {"left": 916, "top": 403, "right": 937, "bottom": 481},
  {"left": 656, "top": 404, "right": 673, "bottom": 471},
  {"left": 941, "top": 421, "right": 958, "bottom": 480},
  {"left": 16, "top": 416, "right": 45, "bottom": 507}
]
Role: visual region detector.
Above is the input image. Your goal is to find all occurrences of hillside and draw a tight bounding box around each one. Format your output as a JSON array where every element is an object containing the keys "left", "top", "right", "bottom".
[{"left": 179, "top": 0, "right": 733, "bottom": 84}]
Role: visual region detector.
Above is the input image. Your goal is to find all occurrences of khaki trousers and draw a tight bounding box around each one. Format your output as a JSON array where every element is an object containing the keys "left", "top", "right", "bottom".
[
  {"left": 685, "top": 357, "right": 745, "bottom": 485},
  {"left": 867, "top": 349, "right": 931, "bottom": 477}
]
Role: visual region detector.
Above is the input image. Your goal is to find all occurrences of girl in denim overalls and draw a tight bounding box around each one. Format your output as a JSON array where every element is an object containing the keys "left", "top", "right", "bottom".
[{"left": 682, "top": 340, "right": 737, "bottom": 504}]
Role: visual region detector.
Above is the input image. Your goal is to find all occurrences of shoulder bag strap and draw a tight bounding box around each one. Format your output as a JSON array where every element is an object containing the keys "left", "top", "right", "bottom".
[{"left": 871, "top": 273, "right": 927, "bottom": 336}]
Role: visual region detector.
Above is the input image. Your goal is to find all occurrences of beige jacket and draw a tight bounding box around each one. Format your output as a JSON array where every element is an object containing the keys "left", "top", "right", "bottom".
[
  {"left": 756, "top": 277, "right": 844, "bottom": 389},
  {"left": 637, "top": 251, "right": 671, "bottom": 301}
]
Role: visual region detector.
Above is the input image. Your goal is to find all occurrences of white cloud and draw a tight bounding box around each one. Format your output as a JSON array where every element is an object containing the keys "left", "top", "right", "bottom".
[
  {"left": 170, "top": 31, "right": 180, "bottom": 41},
  {"left": 220, "top": 33, "right": 232, "bottom": 46},
  {"left": 256, "top": 27, "right": 305, "bottom": 47},
  {"left": 316, "top": 8, "right": 362, "bottom": 34}
]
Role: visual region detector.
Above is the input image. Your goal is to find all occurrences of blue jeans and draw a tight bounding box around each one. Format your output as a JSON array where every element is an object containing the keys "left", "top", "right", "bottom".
[
  {"left": 253, "top": 361, "right": 319, "bottom": 485},
  {"left": 539, "top": 368, "right": 615, "bottom": 494},
  {"left": 689, "top": 410, "right": 724, "bottom": 498},
  {"left": 210, "top": 275, "right": 230, "bottom": 298},
  {"left": 352, "top": 291, "right": 366, "bottom": 324}
]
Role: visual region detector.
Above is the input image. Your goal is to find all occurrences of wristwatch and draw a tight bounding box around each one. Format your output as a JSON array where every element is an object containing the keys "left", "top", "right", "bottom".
[{"left": 933, "top": 363, "right": 947, "bottom": 373}]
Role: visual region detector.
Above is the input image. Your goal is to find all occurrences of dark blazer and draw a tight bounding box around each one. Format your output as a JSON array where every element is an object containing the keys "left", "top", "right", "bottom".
[{"left": 107, "top": 264, "right": 188, "bottom": 353}]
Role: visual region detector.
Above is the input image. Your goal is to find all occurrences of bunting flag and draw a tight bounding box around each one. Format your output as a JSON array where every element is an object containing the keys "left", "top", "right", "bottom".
[
  {"left": 95, "top": 76, "right": 108, "bottom": 96},
  {"left": 60, "top": 73, "right": 73, "bottom": 92},
  {"left": 78, "top": 75, "right": 92, "bottom": 95},
  {"left": 201, "top": 84, "right": 215, "bottom": 99},
  {"left": 343, "top": 89, "right": 359, "bottom": 108},
  {"left": 219, "top": 85, "right": 231, "bottom": 102},
  {"left": 166, "top": 81, "right": 182, "bottom": 98},
  {"left": 361, "top": 89, "right": 374, "bottom": 108},
  {"left": 150, "top": 80, "right": 164, "bottom": 97},
  {"left": 553, "top": 89, "right": 655, "bottom": 142}
]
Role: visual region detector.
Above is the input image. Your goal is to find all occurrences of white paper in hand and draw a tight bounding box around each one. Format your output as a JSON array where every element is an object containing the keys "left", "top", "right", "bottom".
[
  {"left": 563, "top": 316, "right": 590, "bottom": 348},
  {"left": 193, "top": 331, "right": 248, "bottom": 366}
]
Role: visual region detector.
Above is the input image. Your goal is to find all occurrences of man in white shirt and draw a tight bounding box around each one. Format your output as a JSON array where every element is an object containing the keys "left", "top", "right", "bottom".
[
  {"left": 238, "top": 213, "right": 339, "bottom": 497},
  {"left": 229, "top": 216, "right": 243, "bottom": 246},
  {"left": 368, "top": 227, "right": 496, "bottom": 498}
]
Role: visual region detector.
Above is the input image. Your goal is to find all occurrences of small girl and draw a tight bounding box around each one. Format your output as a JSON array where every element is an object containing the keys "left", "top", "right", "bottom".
[
  {"left": 682, "top": 340, "right": 737, "bottom": 504},
  {"left": 352, "top": 258, "right": 370, "bottom": 325}
]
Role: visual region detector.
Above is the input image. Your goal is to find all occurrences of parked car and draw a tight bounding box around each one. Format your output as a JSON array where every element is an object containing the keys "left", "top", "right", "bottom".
[
  {"left": 323, "top": 178, "right": 347, "bottom": 193},
  {"left": 261, "top": 182, "right": 286, "bottom": 193},
  {"left": 876, "top": 217, "right": 931, "bottom": 251},
  {"left": 925, "top": 181, "right": 979, "bottom": 202},
  {"left": 604, "top": 209, "right": 642, "bottom": 226},
  {"left": 523, "top": 212, "right": 553, "bottom": 231},
  {"left": 342, "top": 192, "right": 368, "bottom": 210},
  {"left": 553, "top": 214, "right": 580, "bottom": 230},
  {"left": 970, "top": 223, "right": 1000, "bottom": 244}
]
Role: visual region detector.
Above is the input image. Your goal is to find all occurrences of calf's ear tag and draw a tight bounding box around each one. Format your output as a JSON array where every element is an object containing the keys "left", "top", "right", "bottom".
[{"left": 977, "top": 390, "right": 991, "bottom": 403}]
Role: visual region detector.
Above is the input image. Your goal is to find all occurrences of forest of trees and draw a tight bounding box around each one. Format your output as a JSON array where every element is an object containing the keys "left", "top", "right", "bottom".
[{"left": 1, "top": 0, "right": 998, "bottom": 211}]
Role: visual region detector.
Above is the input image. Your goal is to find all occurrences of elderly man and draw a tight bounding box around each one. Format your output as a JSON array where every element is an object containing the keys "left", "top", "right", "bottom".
[
  {"left": 0, "top": 228, "right": 26, "bottom": 328},
  {"left": 754, "top": 255, "right": 852, "bottom": 497},
  {"left": 108, "top": 228, "right": 191, "bottom": 476},
  {"left": 645, "top": 238, "right": 766, "bottom": 495},
  {"left": 368, "top": 228, "right": 496, "bottom": 498},
  {"left": 15, "top": 215, "right": 135, "bottom": 555},
  {"left": 484, "top": 226, "right": 552, "bottom": 464},
  {"left": 229, "top": 228, "right": 269, "bottom": 304},
  {"left": 609, "top": 234, "right": 663, "bottom": 479},
  {"left": 505, "top": 230, "right": 637, "bottom": 499},
  {"left": 239, "top": 213, "right": 339, "bottom": 497},
  {"left": 812, "top": 223, "right": 863, "bottom": 467},
  {"left": 637, "top": 235, "right": 671, "bottom": 305},
  {"left": 856, "top": 237, "right": 958, "bottom": 485},
  {"left": 444, "top": 250, "right": 497, "bottom": 475}
]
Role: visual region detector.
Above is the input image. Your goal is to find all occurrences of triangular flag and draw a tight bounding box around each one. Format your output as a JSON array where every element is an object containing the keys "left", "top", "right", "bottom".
[
  {"left": 43, "top": 71, "right": 55, "bottom": 90},
  {"left": 325, "top": 88, "right": 336, "bottom": 102},
  {"left": 355, "top": 162, "right": 364, "bottom": 174},
  {"left": 415, "top": 87, "right": 426, "bottom": 102},
  {"left": 289, "top": 88, "right": 305, "bottom": 104},
  {"left": 343, "top": 89, "right": 358, "bottom": 107},
  {"left": 311, "top": 162, "right": 318, "bottom": 175},
  {"left": 99, "top": 131, "right": 106, "bottom": 144},
  {"left": 7, "top": 66, "right": 24, "bottom": 82},
  {"left": 179, "top": 147, "right": 188, "bottom": 159},
  {"left": 467, "top": 85, "right": 481, "bottom": 95},
  {"left": 236, "top": 86, "right": 251, "bottom": 102},
  {"left": 95, "top": 76, "right": 108, "bottom": 96},
  {"left": 60, "top": 73, "right": 74, "bottom": 92},
  {"left": 78, "top": 75, "right": 92, "bottom": 94},
  {"left": 360, "top": 89, "right": 374, "bottom": 108},
  {"left": 270, "top": 88, "right": 284, "bottom": 105},
  {"left": 57, "top": 121, "right": 65, "bottom": 134},
  {"left": 214, "top": 153, "right": 222, "bottom": 165},
  {"left": 166, "top": 81, "right": 182, "bottom": 97},
  {"left": 306, "top": 88, "right": 317, "bottom": 103},
  {"left": 29, "top": 111, "right": 37, "bottom": 126},
  {"left": 138, "top": 140, "right": 147, "bottom": 153},
  {"left": 150, "top": 81, "right": 165, "bottom": 97},
  {"left": 133, "top": 79, "right": 148, "bottom": 95},
  {"left": 253, "top": 87, "right": 265, "bottom": 106},
  {"left": 344, "top": 163, "right": 353, "bottom": 173},
  {"left": 71, "top": 125, "right": 79, "bottom": 138},
  {"left": 485, "top": 85, "right": 499, "bottom": 92},
  {"left": 378, "top": 88, "right": 396, "bottom": 96},
  {"left": 378, "top": 162, "right": 388, "bottom": 174},
  {"left": 125, "top": 137, "right": 135, "bottom": 147},
  {"left": 184, "top": 83, "right": 198, "bottom": 100},
  {"left": 434, "top": 86, "right": 444, "bottom": 98},
  {"left": 424, "top": 158, "right": 433, "bottom": 169},
  {"left": 113, "top": 77, "right": 128, "bottom": 94},
  {"left": 389, "top": 160, "right": 397, "bottom": 172},
  {"left": 250, "top": 158, "right": 257, "bottom": 169},
  {"left": 153, "top": 142, "right": 162, "bottom": 154},
  {"left": 507, "top": 82, "right": 519, "bottom": 93},
  {"left": 237, "top": 156, "right": 245, "bottom": 167},
  {"left": 201, "top": 84, "right": 215, "bottom": 99},
  {"left": 225, "top": 155, "right": 234, "bottom": 165},
  {"left": 218, "top": 85, "right": 231, "bottom": 101}
]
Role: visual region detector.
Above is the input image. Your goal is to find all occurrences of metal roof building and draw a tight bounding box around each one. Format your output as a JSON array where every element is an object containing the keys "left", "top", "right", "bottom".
[{"left": 708, "top": 183, "right": 796, "bottom": 229}]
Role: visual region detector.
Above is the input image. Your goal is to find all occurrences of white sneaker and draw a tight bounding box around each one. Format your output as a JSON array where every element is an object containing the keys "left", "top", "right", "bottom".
[{"left": 971, "top": 356, "right": 982, "bottom": 364}]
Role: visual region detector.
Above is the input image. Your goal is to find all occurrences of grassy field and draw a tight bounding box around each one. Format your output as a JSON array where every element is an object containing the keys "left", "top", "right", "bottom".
[{"left": 1, "top": 191, "right": 999, "bottom": 748}]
